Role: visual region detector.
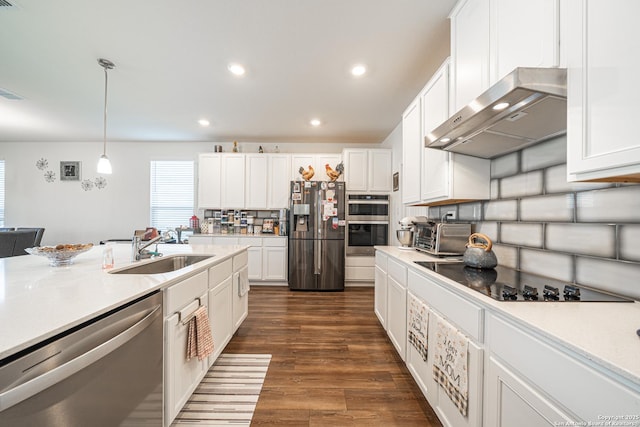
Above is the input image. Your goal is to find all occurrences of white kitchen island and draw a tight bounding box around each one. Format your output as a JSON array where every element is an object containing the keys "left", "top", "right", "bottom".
[
  {"left": 0, "top": 243, "right": 248, "bottom": 360},
  {"left": 0, "top": 243, "right": 249, "bottom": 426},
  {"left": 375, "top": 246, "right": 640, "bottom": 427}
]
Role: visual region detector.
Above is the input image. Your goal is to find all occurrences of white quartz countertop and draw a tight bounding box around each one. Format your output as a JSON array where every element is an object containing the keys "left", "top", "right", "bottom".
[
  {"left": 0, "top": 243, "right": 248, "bottom": 360},
  {"left": 375, "top": 246, "right": 640, "bottom": 387}
]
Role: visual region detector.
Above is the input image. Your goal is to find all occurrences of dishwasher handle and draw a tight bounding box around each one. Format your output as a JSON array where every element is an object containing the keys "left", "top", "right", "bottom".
[{"left": 0, "top": 303, "right": 162, "bottom": 412}]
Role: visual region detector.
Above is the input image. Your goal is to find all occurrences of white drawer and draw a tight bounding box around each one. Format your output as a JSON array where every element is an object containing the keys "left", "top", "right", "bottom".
[
  {"left": 233, "top": 250, "right": 248, "bottom": 272},
  {"left": 346, "top": 256, "right": 374, "bottom": 267},
  {"left": 164, "top": 271, "right": 208, "bottom": 315},
  {"left": 487, "top": 313, "right": 640, "bottom": 421},
  {"left": 387, "top": 257, "right": 407, "bottom": 287},
  {"left": 408, "top": 269, "right": 483, "bottom": 341},
  {"left": 243, "top": 237, "right": 262, "bottom": 246},
  {"left": 375, "top": 251, "right": 388, "bottom": 272},
  {"left": 263, "top": 237, "right": 287, "bottom": 247},
  {"left": 212, "top": 237, "right": 239, "bottom": 245},
  {"left": 345, "top": 266, "right": 375, "bottom": 281},
  {"left": 208, "top": 259, "right": 233, "bottom": 288}
]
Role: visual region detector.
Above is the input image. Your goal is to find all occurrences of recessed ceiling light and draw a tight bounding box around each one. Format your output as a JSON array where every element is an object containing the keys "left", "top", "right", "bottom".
[
  {"left": 310, "top": 119, "right": 321, "bottom": 127},
  {"left": 493, "top": 102, "right": 510, "bottom": 111},
  {"left": 228, "top": 63, "right": 246, "bottom": 76},
  {"left": 198, "top": 119, "right": 210, "bottom": 127},
  {"left": 351, "top": 64, "right": 367, "bottom": 77}
]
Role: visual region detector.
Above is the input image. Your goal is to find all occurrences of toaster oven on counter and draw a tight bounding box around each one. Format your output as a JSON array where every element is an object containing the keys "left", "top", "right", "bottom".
[{"left": 413, "top": 221, "right": 471, "bottom": 256}]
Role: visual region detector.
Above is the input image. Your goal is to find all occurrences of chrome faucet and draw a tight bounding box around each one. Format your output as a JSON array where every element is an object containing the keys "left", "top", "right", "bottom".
[{"left": 131, "top": 234, "right": 163, "bottom": 261}]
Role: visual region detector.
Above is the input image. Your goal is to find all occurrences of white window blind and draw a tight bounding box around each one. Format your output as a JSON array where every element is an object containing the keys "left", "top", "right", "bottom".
[
  {"left": 150, "top": 161, "right": 194, "bottom": 232},
  {"left": 0, "top": 161, "right": 5, "bottom": 227}
]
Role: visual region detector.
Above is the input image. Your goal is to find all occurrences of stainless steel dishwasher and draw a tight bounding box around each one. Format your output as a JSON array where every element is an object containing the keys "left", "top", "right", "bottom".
[{"left": 0, "top": 291, "right": 163, "bottom": 426}]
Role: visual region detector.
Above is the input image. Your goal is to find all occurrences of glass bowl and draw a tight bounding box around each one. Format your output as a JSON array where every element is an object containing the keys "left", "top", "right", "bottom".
[{"left": 25, "top": 244, "right": 94, "bottom": 266}]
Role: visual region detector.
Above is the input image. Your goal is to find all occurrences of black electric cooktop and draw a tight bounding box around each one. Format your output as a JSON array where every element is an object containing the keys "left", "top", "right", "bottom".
[{"left": 413, "top": 261, "right": 633, "bottom": 302}]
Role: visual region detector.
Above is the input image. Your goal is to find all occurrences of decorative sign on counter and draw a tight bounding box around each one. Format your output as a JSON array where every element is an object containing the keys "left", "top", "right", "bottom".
[{"left": 432, "top": 314, "right": 469, "bottom": 417}]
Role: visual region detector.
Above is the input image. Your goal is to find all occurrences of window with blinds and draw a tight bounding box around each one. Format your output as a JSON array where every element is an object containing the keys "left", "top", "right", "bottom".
[
  {"left": 0, "top": 161, "right": 4, "bottom": 227},
  {"left": 149, "top": 161, "right": 194, "bottom": 232}
]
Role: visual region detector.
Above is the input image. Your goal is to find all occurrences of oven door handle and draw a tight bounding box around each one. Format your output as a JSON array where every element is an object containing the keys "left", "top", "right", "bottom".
[
  {"left": 347, "top": 200, "right": 389, "bottom": 204},
  {"left": 0, "top": 303, "right": 161, "bottom": 412},
  {"left": 347, "top": 220, "right": 389, "bottom": 225}
]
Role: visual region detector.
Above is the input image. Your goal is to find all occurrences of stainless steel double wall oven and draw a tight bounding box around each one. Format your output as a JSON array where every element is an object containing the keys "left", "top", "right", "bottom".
[{"left": 345, "top": 193, "right": 389, "bottom": 256}]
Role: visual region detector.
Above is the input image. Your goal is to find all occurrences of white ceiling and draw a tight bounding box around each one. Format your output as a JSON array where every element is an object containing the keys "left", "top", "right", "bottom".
[{"left": 0, "top": 0, "right": 456, "bottom": 144}]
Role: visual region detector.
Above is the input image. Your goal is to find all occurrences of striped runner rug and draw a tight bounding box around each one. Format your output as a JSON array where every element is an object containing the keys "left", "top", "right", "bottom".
[{"left": 172, "top": 353, "right": 272, "bottom": 426}]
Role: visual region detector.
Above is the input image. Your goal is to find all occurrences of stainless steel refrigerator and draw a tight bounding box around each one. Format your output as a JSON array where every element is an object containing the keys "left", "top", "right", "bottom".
[{"left": 288, "top": 180, "right": 345, "bottom": 291}]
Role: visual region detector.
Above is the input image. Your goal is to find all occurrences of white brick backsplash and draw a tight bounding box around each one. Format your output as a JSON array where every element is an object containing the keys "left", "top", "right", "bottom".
[
  {"left": 476, "top": 221, "right": 498, "bottom": 241},
  {"left": 484, "top": 200, "right": 518, "bottom": 221},
  {"left": 521, "top": 136, "right": 566, "bottom": 172},
  {"left": 576, "top": 257, "right": 640, "bottom": 300},
  {"left": 520, "top": 249, "right": 573, "bottom": 282},
  {"left": 501, "top": 223, "right": 543, "bottom": 248},
  {"left": 520, "top": 194, "right": 574, "bottom": 222},
  {"left": 411, "top": 136, "right": 640, "bottom": 299},
  {"left": 546, "top": 223, "right": 615, "bottom": 258},
  {"left": 491, "top": 179, "right": 499, "bottom": 199},
  {"left": 545, "top": 164, "right": 613, "bottom": 194},
  {"left": 491, "top": 152, "right": 519, "bottom": 178},
  {"left": 577, "top": 186, "right": 640, "bottom": 223},
  {"left": 458, "top": 202, "right": 482, "bottom": 221},
  {"left": 500, "top": 171, "right": 543, "bottom": 199},
  {"left": 492, "top": 244, "right": 518, "bottom": 269},
  {"left": 619, "top": 225, "right": 640, "bottom": 262}
]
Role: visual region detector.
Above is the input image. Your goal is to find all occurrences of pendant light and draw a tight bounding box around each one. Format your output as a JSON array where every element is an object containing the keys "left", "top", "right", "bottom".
[{"left": 97, "top": 58, "right": 115, "bottom": 174}]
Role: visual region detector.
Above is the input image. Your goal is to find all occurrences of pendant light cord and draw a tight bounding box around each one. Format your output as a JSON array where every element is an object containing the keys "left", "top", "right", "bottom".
[{"left": 103, "top": 65, "right": 108, "bottom": 156}]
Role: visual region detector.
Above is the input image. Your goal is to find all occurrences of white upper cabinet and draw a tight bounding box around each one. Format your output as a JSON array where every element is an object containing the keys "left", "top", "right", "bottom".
[
  {"left": 489, "top": 0, "right": 560, "bottom": 83},
  {"left": 402, "top": 58, "right": 490, "bottom": 206},
  {"left": 402, "top": 98, "right": 422, "bottom": 204},
  {"left": 220, "top": 154, "right": 245, "bottom": 208},
  {"left": 421, "top": 60, "right": 453, "bottom": 203},
  {"left": 197, "top": 153, "right": 222, "bottom": 208},
  {"left": 450, "top": 0, "right": 490, "bottom": 113},
  {"left": 198, "top": 153, "right": 245, "bottom": 208},
  {"left": 367, "top": 150, "right": 393, "bottom": 192},
  {"left": 267, "top": 154, "right": 291, "bottom": 208},
  {"left": 343, "top": 148, "right": 392, "bottom": 192},
  {"left": 245, "top": 154, "right": 268, "bottom": 209},
  {"left": 291, "top": 154, "right": 342, "bottom": 182},
  {"left": 566, "top": 0, "right": 640, "bottom": 182},
  {"left": 450, "top": 0, "right": 561, "bottom": 112}
]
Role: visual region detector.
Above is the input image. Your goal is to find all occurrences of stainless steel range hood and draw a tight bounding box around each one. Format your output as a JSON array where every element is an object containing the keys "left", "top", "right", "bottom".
[{"left": 425, "top": 67, "right": 567, "bottom": 159}]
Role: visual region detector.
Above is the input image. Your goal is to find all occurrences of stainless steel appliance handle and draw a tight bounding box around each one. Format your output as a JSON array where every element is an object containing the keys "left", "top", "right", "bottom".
[
  {"left": 314, "top": 239, "right": 322, "bottom": 274},
  {"left": 347, "top": 200, "right": 389, "bottom": 205},
  {"left": 347, "top": 220, "right": 390, "bottom": 225},
  {"left": 0, "top": 303, "right": 161, "bottom": 412}
]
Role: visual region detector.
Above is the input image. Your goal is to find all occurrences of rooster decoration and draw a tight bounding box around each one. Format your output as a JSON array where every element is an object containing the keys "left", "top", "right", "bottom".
[
  {"left": 298, "top": 165, "right": 315, "bottom": 181},
  {"left": 325, "top": 161, "right": 344, "bottom": 182}
]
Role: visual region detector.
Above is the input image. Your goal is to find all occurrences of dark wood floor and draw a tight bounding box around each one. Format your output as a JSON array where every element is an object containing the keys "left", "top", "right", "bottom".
[{"left": 223, "top": 286, "right": 442, "bottom": 426}]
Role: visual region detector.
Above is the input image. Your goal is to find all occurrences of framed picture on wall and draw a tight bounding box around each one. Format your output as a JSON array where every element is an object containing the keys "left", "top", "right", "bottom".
[
  {"left": 393, "top": 172, "right": 399, "bottom": 192},
  {"left": 60, "top": 161, "right": 81, "bottom": 181}
]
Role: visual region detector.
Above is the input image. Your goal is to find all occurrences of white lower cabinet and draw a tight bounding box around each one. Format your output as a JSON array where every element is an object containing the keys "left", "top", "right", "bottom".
[
  {"left": 376, "top": 250, "right": 640, "bottom": 427},
  {"left": 261, "top": 238, "right": 287, "bottom": 282},
  {"left": 386, "top": 257, "right": 408, "bottom": 361},
  {"left": 374, "top": 252, "right": 388, "bottom": 329},
  {"left": 190, "top": 236, "right": 287, "bottom": 283},
  {"left": 485, "top": 356, "right": 573, "bottom": 427},
  {"left": 232, "top": 252, "right": 249, "bottom": 331},
  {"left": 208, "top": 259, "right": 233, "bottom": 363},
  {"left": 163, "top": 251, "right": 249, "bottom": 427},
  {"left": 485, "top": 313, "right": 640, "bottom": 425},
  {"left": 406, "top": 272, "right": 484, "bottom": 427},
  {"left": 345, "top": 255, "right": 375, "bottom": 284},
  {"left": 163, "top": 271, "right": 209, "bottom": 426}
]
